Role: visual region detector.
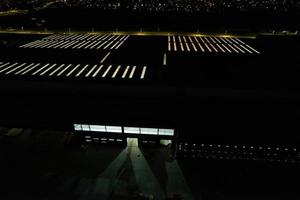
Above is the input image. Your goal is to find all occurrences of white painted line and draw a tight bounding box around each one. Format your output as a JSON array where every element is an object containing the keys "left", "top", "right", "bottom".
[
  {"left": 77, "top": 41, "right": 92, "bottom": 49},
  {"left": 72, "top": 40, "right": 87, "bottom": 49},
  {"left": 122, "top": 66, "right": 130, "bottom": 78},
  {"left": 223, "top": 37, "right": 234, "bottom": 44},
  {"left": 40, "top": 64, "right": 57, "bottom": 76},
  {"left": 32, "top": 64, "right": 50, "bottom": 75},
  {"left": 53, "top": 41, "right": 70, "bottom": 48},
  {"left": 168, "top": 36, "right": 170, "bottom": 42},
  {"left": 112, "top": 65, "right": 121, "bottom": 78},
  {"left": 207, "top": 43, "right": 218, "bottom": 52},
  {"left": 173, "top": 41, "right": 177, "bottom": 51},
  {"left": 190, "top": 41, "right": 197, "bottom": 52},
  {"left": 220, "top": 43, "right": 232, "bottom": 53},
  {"left": 228, "top": 37, "right": 240, "bottom": 45},
  {"left": 219, "top": 38, "right": 239, "bottom": 53},
  {"left": 96, "top": 34, "right": 107, "bottom": 40},
  {"left": 90, "top": 40, "right": 105, "bottom": 49},
  {"left": 59, "top": 41, "right": 74, "bottom": 48},
  {"left": 75, "top": 34, "right": 86, "bottom": 40},
  {"left": 57, "top": 64, "right": 72, "bottom": 76},
  {"left": 15, "top": 63, "right": 35, "bottom": 75},
  {"left": 66, "top": 64, "right": 80, "bottom": 77},
  {"left": 29, "top": 40, "right": 47, "bottom": 48},
  {"left": 70, "top": 34, "right": 83, "bottom": 40},
  {"left": 0, "top": 63, "right": 19, "bottom": 73},
  {"left": 103, "top": 40, "right": 115, "bottom": 49},
  {"left": 96, "top": 40, "right": 109, "bottom": 49},
  {"left": 178, "top": 36, "right": 182, "bottom": 43},
  {"left": 129, "top": 65, "right": 136, "bottom": 79},
  {"left": 84, "top": 40, "right": 99, "bottom": 49},
  {"left": 168, "top": 42, "right": 171, "bottom": 51},
  {"left": 115, "top": 38, "right": 126, "bottom": 50},
  {"left": 21, "top": 63, "right": 40, "bottom": 75},
  {"left": 233, "top": 37, "right": 246, "bottom": 45},
  {"left": 172, "top": 36, "right": 176, "bottom": 43},
  {"left": 20, "top": 40, "right": 42, "bottom": 48},
  {"left": 194, "top": 37, "right": 205, "bottom": 52},
  {"left": 85, "top": 64, "right": 98, "bottom": 77},
  {"left": 163, "top": 53, "right": 167, "bottom": 65},
  {"left": 185, "top": 42, "right": 190, "bottom": 51},
  {"left": 180, "top": 42, "right": 184, "bottom": 51},
  {"left": 63, "top": 40, "right": 78, "bottom": 49},
  {"left": 0, "top": 62, "right": 10, "bottom": 69},
  {"left": 92, "top": 64, "right": 104, "bottom": 77},
  {"left": 5, "top": 63, "right": 27, "bottom": 74},
  {"left": 49, "top": 64, "right": 65, "bottom": 76},
  {"left": 102, "top": 65, "right": 112, "bottom": 78},
  {"left": 140, "top": 66, "right": 147, "bottom": 79},
  {"left": 231, "top": 43, "right": 245, "bottom": 53},
  {"left": 110, "top": 35, "right": 126, "bottom": 49},
  {"left": 238, "top": 43, "right": 253, "bottom": 54},
  {"left": 244, "top": 44, "right": 260, "bottom": 54},
  {"left": 76, "top": 64, "right": 89, "bottom": 77},
  {"left": 100, "top": 52, "right": 111, "bottom": 63},
  {"left": 45, "top": 41, "right": 65, "bottom": 48},
  {"left": 210, "top": 37, "right": 225, "bottom": 53},
  {"left": 183, "top": 36, "right": 187, "bottom": 43}
]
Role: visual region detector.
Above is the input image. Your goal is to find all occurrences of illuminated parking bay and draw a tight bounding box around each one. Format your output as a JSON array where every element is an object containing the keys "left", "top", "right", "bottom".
[
  {"left": 0, "top": 62, "right": 150, "bottom": 80},
  {"left": 19, "top": 34, "right": 130, "bottom": 50},
  {"left": 168, "top": 35, "right": 260, "bottom": 54}
]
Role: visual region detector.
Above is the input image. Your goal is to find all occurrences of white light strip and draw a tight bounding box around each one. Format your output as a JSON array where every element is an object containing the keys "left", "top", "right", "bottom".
[
  {"left": 122, "top": 65, "right": 130, "bottom": 78},
  {"left": 0, "top": 62, "right": 10, "bottom": 69},
  {"left": 129, "top": 66, "right": 136, "bottom": 79},
  {"left": 20, "top": 63, "right": 39, "bottom": 75},
  {"left": 92, "top": 64, "right": 104, "bottom": 77},
  {"left": 140, "top": 66, "right": 147, "bottom": 79},
  {"left": 40, "top": 64, "right": 56, "bottom": 76},
  {"left": 57, "top": 64, "right": 72, "bottom": 76},
  {"left": 76, "top": 64, "right": 89, "bottom": 77},
  {"left": 49, "top": 64, "right": 65, "bottom": 76},
  {"left": 112, "top": 65, "right": 121, "bottom": 78},
  {"left": 32, "top": 64, "right": 49, "bottom": 75},
  {"left": 102, "top": 65, "right": 112, "bottom": 78},
  {"left": 15, "top": 63, "right": 34, "bottom": 75},
  {"left": 66, "top": 64, "right": 80, "bottom": 77},
  {"left": 85, "top": 64, "right": 97, "bottom": 77},
  {"left": 4, "top": 63, "right": 26, "bottom": 74},
  {"left": 100, "top": 52, "right": 111, "bottom": 63},
  {"left": 0, "top": 63, "right": 18, "bottom": 73},
  {"left": 163, "top": 53, "right": 167, "bottom": 65}
]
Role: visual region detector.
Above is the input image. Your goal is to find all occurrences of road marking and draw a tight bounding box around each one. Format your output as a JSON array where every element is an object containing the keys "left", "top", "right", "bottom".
[
  {"left": 5, "top": 63, "right": 27, "bottom": 74},
  {"left": 14, "top": 63, "right": 34, "bottom": 75},
  {"left": 32, "top": 64, "right": 49, "bottom": 75},
  {"left": 100, "top": 52, "right": 111, "bottom": 63},
  {"left": 163, "top": 53, "right": 167, "bottom": 65},
  {"left": 57, "top": 64, "right": 72, "bottom": 76},
  {"left": 92, "top": 64, "right": 104, "bottom": 77},
  {"left": 102, "top": 65, "right": 112, "bottom": 78},
  {"left": 0, "top": 62, "right": 10, "bottom": 69},
  {"left": 194, "top": 37, "right": 205, "bottom": 52},
  {"left": 40, "top": 64, "right": 57, "bottom": 76},
  {"left": 76, "top": 64, "right": 89, "bottom": 77},
  {"left": 122, "top": 66, "right": 130, "bottom": 78},
  {"left": 112, "top": 65, "right": 121, "bottom": 78},
  {"left": 66, "top": 64, "right": 80, "bottom": 77},
  {"left": 140, "top": 66, "right": 147, "bottom": 79},
  {"left": 49, "top": 64, "right": 65, "bottom": 76},
  {"left": 21, "top": 63, "right": 40, "bottom": 75},
  {"left": 0, "top": 63, "right": 19, "bottom": 73},
  {"left": 85, "top": 64, "right": 97, "bottom": 77},
  {"left": 129, "top": 66, "right": 136, "bottom": 79}
]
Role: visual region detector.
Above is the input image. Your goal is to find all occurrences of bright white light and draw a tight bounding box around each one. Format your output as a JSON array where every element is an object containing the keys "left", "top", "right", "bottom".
[
  {"left": 124, "top": 127, "right": 140, "bottom": 134},
  {"left": 141, "top": 128, "right": 158, "bottom": 135},
  {"left": 81, "top": 124, "right": 90, "bottom": 131},
  {"left": 158, "top": 129, "right": 174, "bottom": 136},
  {"left": 74, "top": 124, "right": 82, "bottom": 131},
  {"left": 106, "top": 126, "right": 122, "bottom": 133},
  {"left": 90, "top": 125, "right": 106, "bottom": 132}
]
